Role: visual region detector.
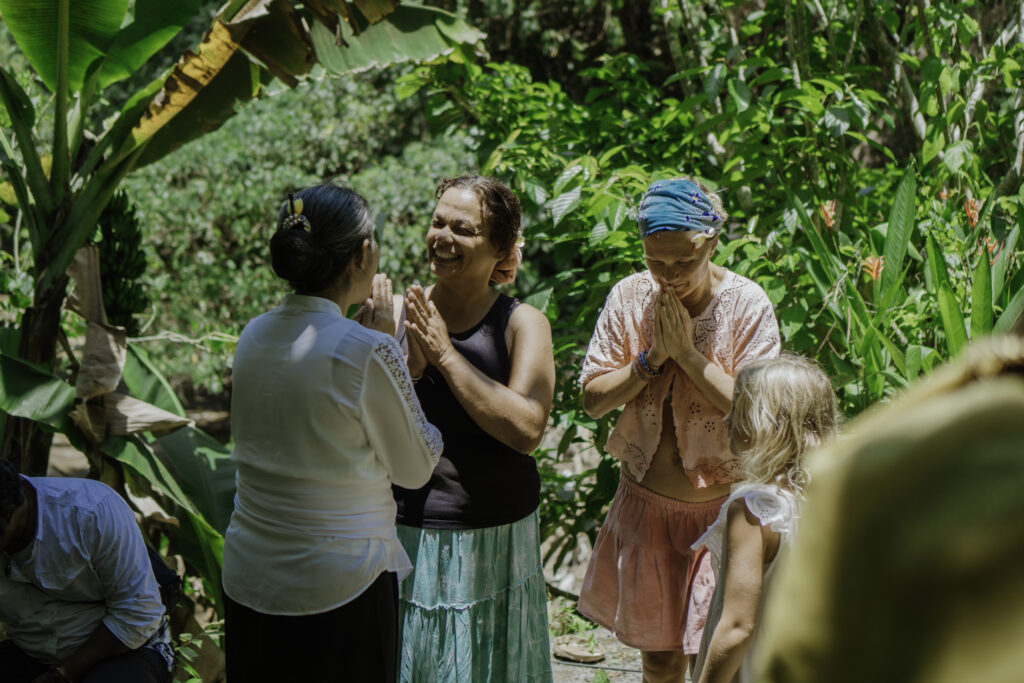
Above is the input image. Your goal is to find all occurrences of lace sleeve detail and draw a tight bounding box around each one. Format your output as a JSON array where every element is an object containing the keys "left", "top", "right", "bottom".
[{"left": 363, "top": 336, "right": 443, "bottom": 478}]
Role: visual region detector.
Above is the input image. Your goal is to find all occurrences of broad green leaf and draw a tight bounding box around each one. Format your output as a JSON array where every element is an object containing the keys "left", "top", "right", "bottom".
[
  {"left": 312, "top": 5, "right": 482, "bottom": 75},
  {"left": 727, "top": 78, "right": 752, "bottom": 112},
  {"left": 98, "top": 0, "right": 204, "bottom": 88},
  {"left": 880, "top": 167, "right": 916, "bottom": 295},
  {"left": 523, "top": 287, "right": 552, "bottom": 314},
  {"left": 122, "top": 345, "right": 186, "bottom": 417},
  {"left": 0, "top": 0, "right": 126, "bottom": 92},
  {"left": 993, "top": 223, "right": 1020, "bottom": 300},
  {"left": 906, "top": 345, "right": 923, "bottom": 379},
  {"left": 0, "top": 350, "right": 76, "bottom": 432},
  {"left": 551, "top": 187, "right": 582, "bottom": 226},
  {"left": 943, "top": 139, "right": 973, "bottom": 173},
  {"left": 937, "top": 283, "right": 967, "bottom": 356},
  {"left": 994, "top": 283, "right": 1024, "bottom": 335},
  {"left": 925, "top": 232, "right": 951, "bottom": 294},
  {"left": 922, "top": 131, "right": 945, "bottom": 165},
  {"left": 132, "top": 51, "right": 260, "bottom": 168},
  {"left": 823, "top": 106, "right": 850, "bottom": 137},
  {"left": 781, "top": 183, "right": 839, "bottom": 283},
  {"left": 553, "top": 164, "right": 583, "bottom": 195},
  {"left": 589, "top": 220, "right": 609, "bottom": 246},
  {"left": 156, "top": 428, "right": 236, "bottom": 534},
  {"left": 970, "top": 254, "right": 993, "bottom": 338}
]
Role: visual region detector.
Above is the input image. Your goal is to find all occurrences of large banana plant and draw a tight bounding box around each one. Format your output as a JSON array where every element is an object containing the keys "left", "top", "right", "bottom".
[{"left": 0, "top": 0, "right": 482, "bottom": 473}]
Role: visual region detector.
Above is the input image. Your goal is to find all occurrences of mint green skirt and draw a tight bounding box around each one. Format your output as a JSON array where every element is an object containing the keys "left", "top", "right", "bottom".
[{"left": 396, "top": 510, "right": 553, "bottom": 682}]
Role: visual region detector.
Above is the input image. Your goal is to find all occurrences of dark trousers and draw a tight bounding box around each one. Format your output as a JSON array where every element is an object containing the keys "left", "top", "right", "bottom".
[
  {"left": 0, "top": 640, "right": 171, "bottom": 683},
  {"left": 224, "top": 570, "right": 399, "bottom": 683}
]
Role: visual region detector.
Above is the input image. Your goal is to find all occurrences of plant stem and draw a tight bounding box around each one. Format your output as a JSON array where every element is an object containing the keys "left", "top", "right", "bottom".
[{"left": 52, "top": 0, "right": 71, "bottom": 204}]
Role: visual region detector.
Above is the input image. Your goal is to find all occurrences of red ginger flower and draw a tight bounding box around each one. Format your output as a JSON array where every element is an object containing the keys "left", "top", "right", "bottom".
[{"left": 964, "top": 198, "right": 980, "bottom": 228}]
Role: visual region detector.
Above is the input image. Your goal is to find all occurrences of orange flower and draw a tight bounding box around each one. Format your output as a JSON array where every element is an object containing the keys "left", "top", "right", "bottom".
[
  {"left": 964, "top": 197, "right": 980, "bottom": 228},
  {"left": 987, "top": 237, "right": 1002, "bottom": 266},
  {"left": 863, "top": 255, "right": 884, "bottom": 282},
  {"left": 938, "top": 188, "right": 948, "bottom": 201},
  {"left": 820, "top": 199, "right": 837, "bottom": 229}
]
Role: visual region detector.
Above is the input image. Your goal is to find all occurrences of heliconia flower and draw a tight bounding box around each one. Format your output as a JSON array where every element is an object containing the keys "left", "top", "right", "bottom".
[
  {"left": 986, "top": 237, "right": 1002, "bottom": 266},
  {"left": 964, "top": 197, "right": 980, "bottom": 228},
  {"left": 820, "top": 199, "right": 837, "bottom": 229},
  {"left": 862, "top": 255, "right": 884, "bottom": 282}
]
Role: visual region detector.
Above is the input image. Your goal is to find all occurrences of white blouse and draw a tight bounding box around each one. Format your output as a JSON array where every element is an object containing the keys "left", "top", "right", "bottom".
[{"left": 222, "top": 294, "right": 442, "bottom": 615}]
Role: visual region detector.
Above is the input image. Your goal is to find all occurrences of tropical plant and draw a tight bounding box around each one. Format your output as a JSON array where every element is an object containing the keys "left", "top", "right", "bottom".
[
  {"left": 397, "top": 0, "right": 1024, "bottom": 573},
  {"left": 0, "top": 0, "right": 481, "bottom": 473}
]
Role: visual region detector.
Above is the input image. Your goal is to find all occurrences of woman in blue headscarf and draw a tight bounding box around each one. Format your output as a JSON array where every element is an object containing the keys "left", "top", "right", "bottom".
[{"left": 577, "top": 177, "right": 781, "bottom": 682}]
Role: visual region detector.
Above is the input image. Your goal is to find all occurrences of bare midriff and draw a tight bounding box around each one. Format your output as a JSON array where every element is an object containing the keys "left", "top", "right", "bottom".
[{"left": 623, "top": 400, "right": 732, "bottom": 502}]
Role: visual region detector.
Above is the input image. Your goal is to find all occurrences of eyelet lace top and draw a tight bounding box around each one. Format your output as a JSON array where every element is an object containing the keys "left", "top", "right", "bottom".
[{"left": 579, "top": 269, "right": 780, "bottom": 487}]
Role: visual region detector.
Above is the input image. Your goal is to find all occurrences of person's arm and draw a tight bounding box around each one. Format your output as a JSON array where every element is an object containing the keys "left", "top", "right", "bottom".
[
  {"left": 405, "top": 288, "right": 554, "bottom": 453},
  {"left": 580, "top": 282, "right": 647, "bottom": 419},
  {"left": 581, "top": 363, "right": 650, "bottom": 419},
  {"left": 362, "top": 336, "right": 443, "bottom": 488},
  {"left": 697, "top": 500, "right": 773, "bottom": 683},
  {"left": 38, "top": 623, "right": 130, "bottom": 683}
]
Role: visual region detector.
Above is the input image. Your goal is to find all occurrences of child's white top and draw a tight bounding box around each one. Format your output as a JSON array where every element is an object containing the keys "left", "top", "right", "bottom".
[{"left": 692, "top": 483, "right": 799, "bottom": 683}]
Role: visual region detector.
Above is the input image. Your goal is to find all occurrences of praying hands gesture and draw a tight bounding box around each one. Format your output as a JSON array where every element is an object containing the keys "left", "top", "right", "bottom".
[
  {"left": 649, "top": 281, "right": 696, "bottom": 368},
  {"left": 354, "top": 274, "right": 396, "bottom": 336},
  {"left": 404, "top": 285, "right": 456, "bottom": 368}
]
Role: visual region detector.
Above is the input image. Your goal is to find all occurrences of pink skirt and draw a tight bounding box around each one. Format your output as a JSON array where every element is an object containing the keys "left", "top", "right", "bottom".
[{"left": 577, "top": 474, "right": 724, "bottom": 652}]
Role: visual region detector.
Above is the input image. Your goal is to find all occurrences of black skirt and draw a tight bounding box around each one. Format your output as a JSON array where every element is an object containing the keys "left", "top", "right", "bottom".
[{"left": 224, "top": 571, "right": 398, "bottom": 682}]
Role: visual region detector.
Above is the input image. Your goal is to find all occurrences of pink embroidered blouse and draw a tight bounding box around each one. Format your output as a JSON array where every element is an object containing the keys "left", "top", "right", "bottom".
[{"left": 580, "top": 269, "right": 780, "bottom": 487}]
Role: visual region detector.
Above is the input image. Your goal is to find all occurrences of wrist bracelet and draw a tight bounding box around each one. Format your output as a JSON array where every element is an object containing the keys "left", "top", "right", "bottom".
[
  {"left": 638, "top": 350, "right": 664, "bottom": 377},
  {"left": 631, "top": 357, "right": 652, "bottom": 382}
]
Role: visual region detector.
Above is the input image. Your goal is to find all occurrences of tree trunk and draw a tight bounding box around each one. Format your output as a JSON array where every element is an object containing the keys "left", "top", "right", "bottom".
[{"left": 1, "top": 275, "right": 69, "bottom": 475}]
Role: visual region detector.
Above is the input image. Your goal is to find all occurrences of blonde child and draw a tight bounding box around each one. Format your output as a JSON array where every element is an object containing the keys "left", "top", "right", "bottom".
[{"left": 692, "top": 353, "right": 840, "bottom": 683}]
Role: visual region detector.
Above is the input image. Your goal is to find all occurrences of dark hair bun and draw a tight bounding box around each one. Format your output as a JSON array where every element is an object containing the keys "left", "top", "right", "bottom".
[
  {"left": 268, "top": 185, "right": 372, "bottom": 294},
  {"left": 269, "top": 229, "right": 336, "bottom": 293}
]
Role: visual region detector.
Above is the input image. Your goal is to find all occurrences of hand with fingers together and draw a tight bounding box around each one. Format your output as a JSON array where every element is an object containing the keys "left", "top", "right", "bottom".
[
  {"left": 404, "top": 284, "right": 456, "bottom": 368},
  {"left": 354, "top": 274, "right": 396, "bottom": 335},
  {"left": 653, "top": 282, "right": 696, "bottom": 365}
]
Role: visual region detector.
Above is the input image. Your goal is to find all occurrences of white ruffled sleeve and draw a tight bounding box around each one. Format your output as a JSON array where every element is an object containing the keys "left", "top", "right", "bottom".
[
  {"left": 361, "top": 336, "right": 443, "bottom": 489},
  {"left": 693, "top": 484, "right": 798, "bottom": 572}
]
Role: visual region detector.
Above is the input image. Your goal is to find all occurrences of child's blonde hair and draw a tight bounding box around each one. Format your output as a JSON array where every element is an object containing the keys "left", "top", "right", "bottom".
[{"left": 730, "top": 353, "right": 839, "bottom": 493}]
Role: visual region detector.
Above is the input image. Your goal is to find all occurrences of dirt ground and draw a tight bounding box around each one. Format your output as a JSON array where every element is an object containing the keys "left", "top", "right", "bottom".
[{"left": 551, "top": 627, "right": 644, "bottom": 682}]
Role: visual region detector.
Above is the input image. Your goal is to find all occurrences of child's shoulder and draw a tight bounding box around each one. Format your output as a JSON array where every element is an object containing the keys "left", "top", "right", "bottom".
[{"left": 728, "top": 483, "right": 798, "bottom": 536}]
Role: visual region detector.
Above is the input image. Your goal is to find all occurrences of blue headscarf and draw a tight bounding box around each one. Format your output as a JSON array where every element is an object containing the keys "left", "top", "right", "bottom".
[{"left": 637, "top": 178, "right": 722, "bottom": 238}]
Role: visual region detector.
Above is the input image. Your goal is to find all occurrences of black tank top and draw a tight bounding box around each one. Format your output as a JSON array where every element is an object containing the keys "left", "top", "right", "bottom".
[{"left": 394, "top": 294, "right": 541, "bottom": 529}]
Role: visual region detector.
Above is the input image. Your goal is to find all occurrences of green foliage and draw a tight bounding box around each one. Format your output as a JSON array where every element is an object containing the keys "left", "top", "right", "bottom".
[
  {"left": 398, "top": 0, "right": 1024, "bottom": 573},
  {"left": 123, "top": 69, "right": 476, "bottom": 391}
]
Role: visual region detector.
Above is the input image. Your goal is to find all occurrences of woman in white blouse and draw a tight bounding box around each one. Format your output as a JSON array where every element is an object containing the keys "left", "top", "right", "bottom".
[{"left": 222, "top": 185, "right": 442, "bottom": 682}]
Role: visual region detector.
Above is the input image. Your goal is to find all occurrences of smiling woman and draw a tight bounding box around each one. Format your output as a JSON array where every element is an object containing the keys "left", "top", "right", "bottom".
[{"left": 392, "top": 176, "right": 554, "bottom": 682}]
